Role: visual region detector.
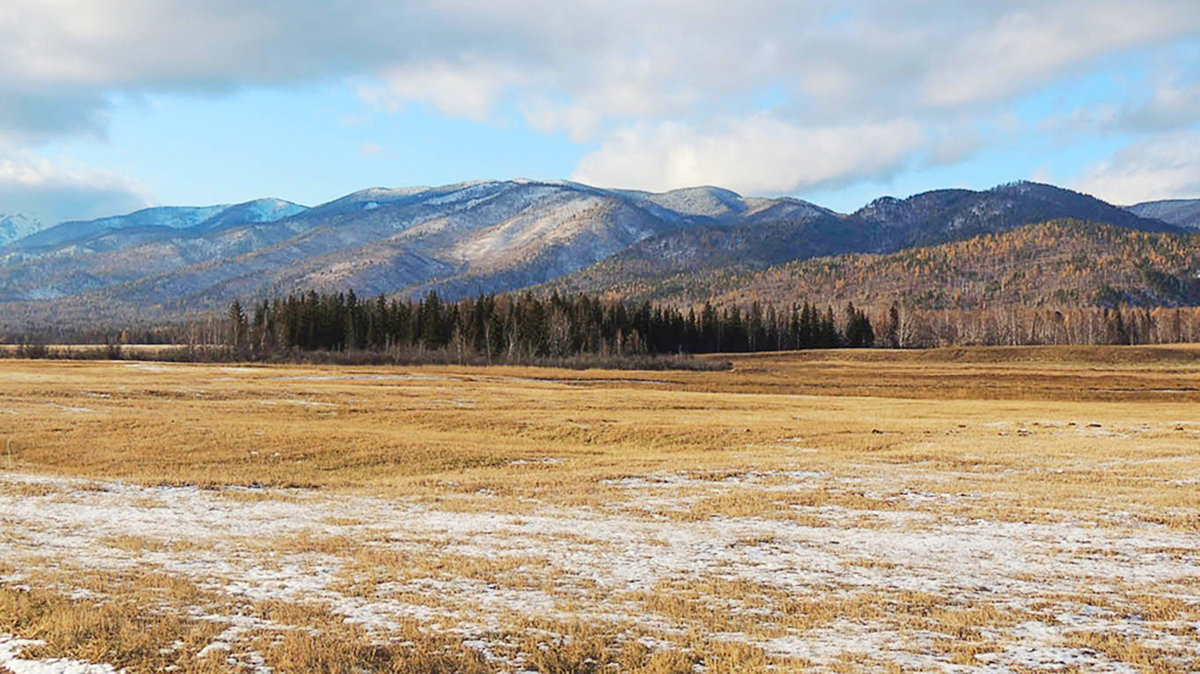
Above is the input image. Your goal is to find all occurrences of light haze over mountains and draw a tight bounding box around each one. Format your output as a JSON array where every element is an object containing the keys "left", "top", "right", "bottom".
[{"left": 0, "top": 180, "right": 1195, "bottom": 327}]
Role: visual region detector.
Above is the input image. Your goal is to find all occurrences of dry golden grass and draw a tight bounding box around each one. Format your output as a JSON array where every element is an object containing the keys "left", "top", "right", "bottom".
[
  {"left": 0, "top": 571, "right": 227, "bottom": 673},
  {"left": 0, "top": 347, "right": 1197, "bottom": 671}
]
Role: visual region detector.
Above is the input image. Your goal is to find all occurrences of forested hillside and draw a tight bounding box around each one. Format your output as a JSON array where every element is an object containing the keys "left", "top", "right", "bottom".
[
  {"left": 553, "top": 220, "right": 1200, "bottom": 311},
  {"left": 554, "top": 182, "right": 1181, "bottom": 293}
]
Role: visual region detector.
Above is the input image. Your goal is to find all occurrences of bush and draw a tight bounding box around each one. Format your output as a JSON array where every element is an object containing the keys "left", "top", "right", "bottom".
[{"left": 15, "top": 342, "right": 51, "bottom": 359}]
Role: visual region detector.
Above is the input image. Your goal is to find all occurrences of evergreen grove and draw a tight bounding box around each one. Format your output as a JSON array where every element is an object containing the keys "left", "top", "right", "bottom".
[{"left": 226, "top": 290, "right": 876, "bottom": 357}]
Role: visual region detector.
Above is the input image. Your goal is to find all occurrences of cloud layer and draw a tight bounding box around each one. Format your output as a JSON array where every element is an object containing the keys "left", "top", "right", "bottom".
[
  {"left": 1075, "top": 131, "right": 1200, "bottom": 205},
  {"left": 573, "top": 117, "right": 925, "bottom": 194},
  {"left": 0, "top": 153, "right": 148, "bottom": 224},
  {"left": 0, "top": 0, "right": 1198, "bottom": 219}
]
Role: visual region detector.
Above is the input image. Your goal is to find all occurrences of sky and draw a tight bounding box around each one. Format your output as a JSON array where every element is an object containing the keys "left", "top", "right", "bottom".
[{"left": 1, "top": 0, "right": 1199, "bottom": 224}]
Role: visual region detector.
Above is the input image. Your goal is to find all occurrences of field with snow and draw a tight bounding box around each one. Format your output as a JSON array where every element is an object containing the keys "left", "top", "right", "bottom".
[{"left": 0, "top": 347, "right": 1198, "bottom": 672}]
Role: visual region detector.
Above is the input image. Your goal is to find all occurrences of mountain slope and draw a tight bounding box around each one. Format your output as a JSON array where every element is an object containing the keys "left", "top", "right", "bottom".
[
  {"left": 0, "top": 213, "right": 43, "bottom": 246},
  {"left": 0, "top": 180, "right": 823, "bottom": 317},
  {"left": 0, "top": 198, "right": 311, "bottom": 302},
  {"left": 561, "top": 220, "right": 1200, "bottom": 311},
  {"left": 853, "top": 181, "right": 1167, "bottom": 247},
  {"left": 5, "top": 198, "right": 308, "bottom": 254},
  {"left": 0, "top": 180, "right": 1191, "bottom": 329},
  {"left": 612, "top": 185, "right": 832, "bottom": 223},
  {"left": 123, "top": 181, "right": 677, "bottom": 309},
  {"left": 1127, "top": 199, "right": 1200, "bottom": 229},
  {"left": 553, "top": 182, "right": 1179, "bottom": 296}
]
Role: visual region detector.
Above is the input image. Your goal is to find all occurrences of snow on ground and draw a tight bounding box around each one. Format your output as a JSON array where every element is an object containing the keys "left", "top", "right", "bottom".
[
  {"left": 0, "top": 634, "right": 117, "bottom": 674},
  {"left": 0, "top": 470, "right": 1197, "bottom": 670}
]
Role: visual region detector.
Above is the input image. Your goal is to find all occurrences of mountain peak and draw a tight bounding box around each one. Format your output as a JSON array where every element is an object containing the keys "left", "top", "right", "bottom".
[
  {"left": 989, "top": 180, "right": 1077, "bottom": 197},
  {"left": 352, "top": 186, "right": 433, "bottom": 199},
  {"left": 0, "top": 212, "right": 44, "bottom": 246},
  {"left": 199, "top": 198, "right": 309, "bottom": 229}
]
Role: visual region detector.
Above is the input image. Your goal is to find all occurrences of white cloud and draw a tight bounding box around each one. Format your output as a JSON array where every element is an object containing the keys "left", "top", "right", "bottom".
[
  {"left": 520, "top": 57, "right": 703, "bottom": 142},
  {"left": 0, "top": 152, "right": 149, "bottom": 224},
  {"left": 357, "top": 141, "right": 385, "bottom": 158},
  {"left": 1, "top": 1, "right": 1195, "bottom": 135},
  {"left": 0, "top": 0, "right": 1197, "bottom": 201},
  {"left": 1045, "top": 64, "right": 1200, "bottom": 137},
  {"left": 572, "top": 116, "right": 924, "bottom": 194},
  {"left": 919, "top": 1, "right": 1193, "bottom": 108},
  {"left": 1122, "top": 79, "right": 1200, "bottom": 132},
  {"left": 1074, "top": 131, "right": 1200, "bottom": 205},
  {"left": 924, "top": 123, "right": 987, "bottom": 167},
  {"left": 361, "top": 61, "right": 529, "bottom": 122}
]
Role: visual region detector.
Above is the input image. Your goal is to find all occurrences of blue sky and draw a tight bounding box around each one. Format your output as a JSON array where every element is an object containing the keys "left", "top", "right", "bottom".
[
  {"left": 1, "top": 0, "right": 1198, "bottom": 223},
  {"left": 49, "top": 86, "right": 588, "bottom": 208}
]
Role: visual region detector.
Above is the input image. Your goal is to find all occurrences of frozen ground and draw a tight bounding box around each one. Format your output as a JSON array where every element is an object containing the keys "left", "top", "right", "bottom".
[
  {"left": 0, "top": 633, "right": 117, "bottom": 674},
  {"left": 1, "top": 468, "right": 1197, "bottom": 672}
]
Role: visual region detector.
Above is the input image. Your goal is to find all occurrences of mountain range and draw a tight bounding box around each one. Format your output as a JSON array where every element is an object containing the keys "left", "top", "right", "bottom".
[
  {"left": 552, "top": 220, "right": 1200, "bottom": 311},
  {"left": 0, "top": 180, "right": 1197, "bottom": 328},
  {"left": 1126, "top": 199, "right": 1200, "bottom": 229}
]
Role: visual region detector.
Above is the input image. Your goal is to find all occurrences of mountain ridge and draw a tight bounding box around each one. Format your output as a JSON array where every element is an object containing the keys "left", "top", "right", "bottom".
[
  {"left": 0, "top": 180, "right": 823, "bottom": 312},
  {"left": 1128, "top": 198, "right": 1200, "bottom": 229},
  {"left": 5, "top": 198, "right": 309, "bottom": 254},
  {"left": 0, "top": 179, "right": 1194, "bottom": 329},
  {"left": 0, "top": 213, "right": 43, "bottom": 247},
  {"left": 550, "top": 181, "right": 1182, "bottom": 295},
  {"left": 546, "top": 219, "right": 1200, "bottom": 311}
]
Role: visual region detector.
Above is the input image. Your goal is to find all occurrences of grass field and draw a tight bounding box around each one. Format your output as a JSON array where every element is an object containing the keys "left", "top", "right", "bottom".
[{"left": 0, "top": 346, "right": 1198, "bottom": 672}]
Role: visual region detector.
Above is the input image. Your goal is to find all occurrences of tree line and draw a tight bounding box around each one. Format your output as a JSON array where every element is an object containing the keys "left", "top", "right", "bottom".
[
  {"left": 8, "top": 289, "right": 1198, "bottom": 359},
  {"left": 224, "top": 290, "right": 876, "bottom": 357},
  {"left": 879, "top": 304, "right": 1200, "bottom": 348}
]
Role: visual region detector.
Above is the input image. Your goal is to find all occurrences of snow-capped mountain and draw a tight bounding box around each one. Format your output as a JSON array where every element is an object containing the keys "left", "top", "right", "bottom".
[
  {"left": 1127, "top": 199, "right": 1200, "bottom": 229},
  {"left": 613, "top": 185, "right": 832, "bottom": 224},
  {"left": 550, "top": 182, "right": 1185, "bottom": 294},
  {"left": 8, "top": 199, "right": 309, "bottom": 253},
  {"left": 0, "top": 179, "right": 1186, "bottom": 326},
  {"left": 0, "top": 213, "right": 44, "bottom": 246}
]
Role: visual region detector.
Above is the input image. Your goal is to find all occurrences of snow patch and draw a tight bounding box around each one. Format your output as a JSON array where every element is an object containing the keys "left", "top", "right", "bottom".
[
  {"left": 0, "top": 469, "right": 1196, "bottom": 668},
  {"left": 0, "top": 634, "right": 119, "bottom": 674}
]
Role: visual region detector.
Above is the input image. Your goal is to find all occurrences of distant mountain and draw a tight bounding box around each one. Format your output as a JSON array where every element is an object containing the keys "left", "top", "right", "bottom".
[
  {"left": 0, "top": 179, "right": 1191, "bottom": 328},
  {"left": 552, "top": 181, "right": 1179, "bottom": 295},
  {"left": 0, "top": 213, "right": 43, "bottom": 246},
  {"left": 563, "top": 220, "right": 1200, "bottom": 310},
  {"left": 7, "top": 198, "right": 308, "bottom": 253},
  {"left": 611, "top": 185, "right": 831, "bottom": 223},
  {"left": 855, "top": 180, "right": 1167, "bottom": 244},
  {"left": 1127, "top": 199, "right": 1200, "bottom": 229},
  {"left": 190, "top": 198, "right": 310, "bottom": 232},
  {"left": 0, "top": 181, "right": 819, "bottom": 321}
]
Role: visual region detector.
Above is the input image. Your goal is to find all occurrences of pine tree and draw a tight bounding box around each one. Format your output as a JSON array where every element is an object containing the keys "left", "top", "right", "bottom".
[{"left": 229, "top": 299, "right": 248, "bottom": 348}]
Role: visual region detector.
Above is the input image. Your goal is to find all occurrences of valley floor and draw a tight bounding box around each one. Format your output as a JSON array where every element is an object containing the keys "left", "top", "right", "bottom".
[{"left": 0, "top": 348, "right": 1198, "bottom": 672}]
